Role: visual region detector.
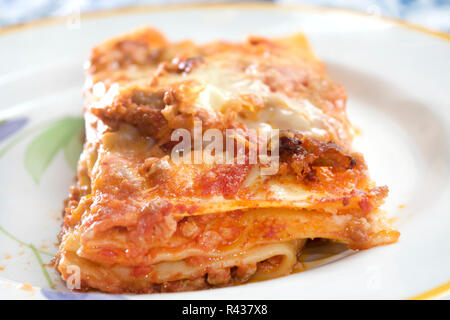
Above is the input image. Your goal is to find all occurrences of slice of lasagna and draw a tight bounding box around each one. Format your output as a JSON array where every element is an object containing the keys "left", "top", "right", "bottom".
[{"left": 55, "top": 27, "right": 399, "bottom": 293}]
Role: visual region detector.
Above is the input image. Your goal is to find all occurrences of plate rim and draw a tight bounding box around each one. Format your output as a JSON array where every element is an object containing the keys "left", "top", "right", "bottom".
[{"left": 0, "top": 2, "right": 449, "bottom": 42}]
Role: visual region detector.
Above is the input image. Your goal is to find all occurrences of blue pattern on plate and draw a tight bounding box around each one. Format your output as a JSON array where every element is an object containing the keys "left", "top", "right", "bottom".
[
  {"left": 41, "top": 288, "right": 126, "bottom": 300},
  {"left": 0, "top": 118, "right": 27, "bottom": 142}
]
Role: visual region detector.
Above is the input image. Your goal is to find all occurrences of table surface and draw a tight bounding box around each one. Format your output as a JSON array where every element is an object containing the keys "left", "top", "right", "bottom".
[{"left": 0, "top": 0, "right": 449, "bottom": 33}]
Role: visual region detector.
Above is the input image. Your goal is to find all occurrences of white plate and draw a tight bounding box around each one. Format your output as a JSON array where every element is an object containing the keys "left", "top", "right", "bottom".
[{"left": 0, "top": 3, "right": 449, "bottom": 300}]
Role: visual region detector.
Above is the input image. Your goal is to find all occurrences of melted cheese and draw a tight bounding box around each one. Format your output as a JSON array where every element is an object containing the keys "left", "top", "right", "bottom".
[{"left": 190, "top": 66, "right": 342, "bottom": 140}]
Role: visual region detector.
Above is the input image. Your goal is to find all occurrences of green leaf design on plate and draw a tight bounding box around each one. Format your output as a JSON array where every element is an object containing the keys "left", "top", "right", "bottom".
[
  {"left": 25, "top": 116, "right": 84, "bottom": 184},
  {"left": 64, "top": 127, "right": 84, "bottom": 172}
]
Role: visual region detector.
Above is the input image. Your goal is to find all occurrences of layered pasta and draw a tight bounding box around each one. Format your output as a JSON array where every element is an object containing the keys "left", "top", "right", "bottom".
[{"left": 55, "top": 28, "right": 399, "bottom": 293}]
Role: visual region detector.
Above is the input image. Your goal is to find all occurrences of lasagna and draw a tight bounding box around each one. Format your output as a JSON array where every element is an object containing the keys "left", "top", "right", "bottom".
[{"left": 55, "top": 27, "right": 399, "bottom": 293}]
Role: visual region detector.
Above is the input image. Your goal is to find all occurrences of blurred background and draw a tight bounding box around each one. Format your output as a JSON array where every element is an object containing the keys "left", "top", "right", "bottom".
[{"left": 0, "top": 0, "right": 449, "bottom": 32}]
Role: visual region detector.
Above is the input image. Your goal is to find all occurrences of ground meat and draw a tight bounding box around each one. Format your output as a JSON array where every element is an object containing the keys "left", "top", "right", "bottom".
[
  {"left": 164, "top": 56, "right": 205, "bottom": 74},
  {"left": 279, "top": 130, "right": 356, "bottom": 179},
  {"left": 207, "top": 268, "right": 231, "bottom": 285}
]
